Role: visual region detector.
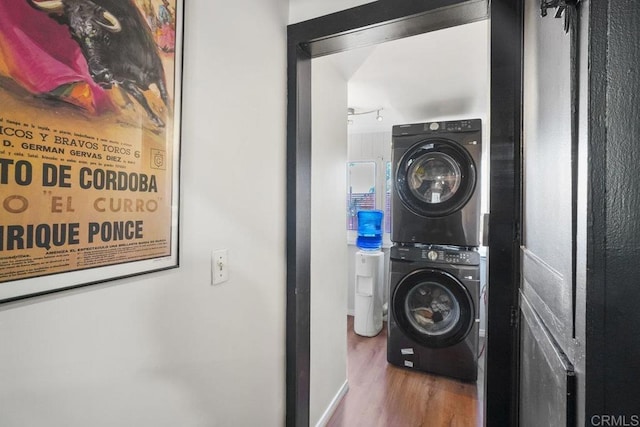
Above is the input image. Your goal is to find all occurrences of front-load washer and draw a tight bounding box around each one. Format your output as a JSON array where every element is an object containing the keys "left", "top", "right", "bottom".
[
  {"left": 391, "top": 119, "right": 482, "bottom": 246},
  {"left": 387, "top": 244, "right": 480, "bottom": 381}
]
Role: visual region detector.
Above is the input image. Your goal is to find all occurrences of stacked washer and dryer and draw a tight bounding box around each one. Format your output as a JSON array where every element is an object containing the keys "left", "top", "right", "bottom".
[{"left": 387, "top": 119, "right": 483, "bottom": 382}]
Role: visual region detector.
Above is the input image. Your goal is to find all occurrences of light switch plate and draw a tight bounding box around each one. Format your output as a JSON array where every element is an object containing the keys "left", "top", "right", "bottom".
[{"left": 212, "top": 249, "right": 229, "bottom": 285}]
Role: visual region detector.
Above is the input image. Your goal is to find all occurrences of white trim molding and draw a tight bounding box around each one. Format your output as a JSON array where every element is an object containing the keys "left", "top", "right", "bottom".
[{"left": 315, "top": 380, "right": 349, "bottom": 427}]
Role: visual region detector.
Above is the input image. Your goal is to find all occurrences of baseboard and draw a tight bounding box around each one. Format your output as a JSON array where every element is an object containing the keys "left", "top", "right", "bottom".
[{"left": 315, "top": 380, "right": 349, "bottom": 427}]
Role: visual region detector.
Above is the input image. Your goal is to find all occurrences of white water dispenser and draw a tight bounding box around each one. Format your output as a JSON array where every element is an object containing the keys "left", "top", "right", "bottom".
[
  {"left": 354, "top": 250, "right": 384, "bottom": 336},
  {"left": 354, "top": 210, "right": 384, "bottom": 337}
]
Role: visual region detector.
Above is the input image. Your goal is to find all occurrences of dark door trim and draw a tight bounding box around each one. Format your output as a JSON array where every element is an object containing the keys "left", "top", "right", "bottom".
[
  {"left": 286, "top": 0, "right": 522, "bottom": 425},
  {"left": 487, "top": 1, "right": 523, "bottom": 426}
]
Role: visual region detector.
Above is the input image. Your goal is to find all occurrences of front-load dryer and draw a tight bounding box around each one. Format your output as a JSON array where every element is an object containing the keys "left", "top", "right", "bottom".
[
  {"left": 387, "top": 244, "right": 480, "bottom": 381},
  {"left": 391, "top": 119, "right": 482, "bottom": 246}
]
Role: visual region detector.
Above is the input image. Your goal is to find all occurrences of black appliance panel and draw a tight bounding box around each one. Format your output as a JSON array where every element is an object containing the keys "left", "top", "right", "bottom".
[
  {"left": 391, "top": 119, "right": 482, "bottom": 246},
  {"left": 387, "top": 246, "right": 480, "bottom": 381}
]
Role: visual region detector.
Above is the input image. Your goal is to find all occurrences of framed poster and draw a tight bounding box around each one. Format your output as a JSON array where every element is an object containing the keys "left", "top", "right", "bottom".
[{"left": 0, "top": 0, "right": 183, "bottom": 302}]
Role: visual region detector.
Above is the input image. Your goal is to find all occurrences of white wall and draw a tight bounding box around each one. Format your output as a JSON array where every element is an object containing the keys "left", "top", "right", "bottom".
[
  {"left": 289, "top": 0, "right": 377, "bottom": 24},
  {"left": 0, "top": 1, "right": 288, "bottom": 426},
  {"left": 309, "top": 57, "right": 349, "bottom": 426}
]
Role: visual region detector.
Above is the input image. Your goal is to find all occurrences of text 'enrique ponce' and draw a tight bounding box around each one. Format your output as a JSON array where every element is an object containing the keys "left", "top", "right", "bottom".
[{"left": 0, "top": 221, "right": 144, "bottom": 251}]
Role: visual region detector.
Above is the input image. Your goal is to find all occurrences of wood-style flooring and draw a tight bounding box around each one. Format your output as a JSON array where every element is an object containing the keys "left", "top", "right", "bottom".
[{"left": 327, "top": 316, "right": 483, "bottom": 427}]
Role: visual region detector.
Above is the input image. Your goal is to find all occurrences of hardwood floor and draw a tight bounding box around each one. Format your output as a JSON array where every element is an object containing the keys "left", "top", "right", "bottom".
[{"left": 327, "top": 316, "right": 483, "bottom": 427}]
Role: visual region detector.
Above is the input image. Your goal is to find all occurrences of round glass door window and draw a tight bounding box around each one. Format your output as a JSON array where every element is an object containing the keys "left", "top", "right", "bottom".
[
  {"left": 407, "top": 152, "right": 462, "bottom": 205},
  {"left": 392, "top": 268, "right": 474, "bottom": 348},
  {"left": 396, "top": 139, "right": 476, "bottom": 217},
  {"left": 404, "top": 281, "right": 461, "bottom": 337}
]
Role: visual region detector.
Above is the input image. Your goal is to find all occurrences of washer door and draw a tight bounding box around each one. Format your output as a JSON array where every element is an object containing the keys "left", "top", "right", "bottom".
[
  {"left": 392, "top": 268, "right": 474, "bottom": 348},
  {"left": 396, "top": 139, "right": 476, "bottom": 217}
]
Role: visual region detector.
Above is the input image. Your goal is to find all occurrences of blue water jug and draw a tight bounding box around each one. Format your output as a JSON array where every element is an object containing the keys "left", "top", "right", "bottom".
[{"left": 356, "top": 210, "right": 383, "bottom": 250}]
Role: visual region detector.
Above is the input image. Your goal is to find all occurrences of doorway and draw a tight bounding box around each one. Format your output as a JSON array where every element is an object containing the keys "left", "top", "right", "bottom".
[
  {"left": 310, "top": 20, "right": 489, "bottom": 424},
  {"left": 286, "top": 1, "right": 522, "bottom": 425}
]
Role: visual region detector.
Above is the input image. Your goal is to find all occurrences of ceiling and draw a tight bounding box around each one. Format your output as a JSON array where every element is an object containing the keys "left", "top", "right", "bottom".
[{"left": 324, "top": 19, "right": 490, "bottom": 134}]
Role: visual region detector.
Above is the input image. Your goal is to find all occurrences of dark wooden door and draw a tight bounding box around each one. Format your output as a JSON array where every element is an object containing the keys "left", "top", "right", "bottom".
[{"left": 519, "top": 0, "right": 578, "bottom": 425}]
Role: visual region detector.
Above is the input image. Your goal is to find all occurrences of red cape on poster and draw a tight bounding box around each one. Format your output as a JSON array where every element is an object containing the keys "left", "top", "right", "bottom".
[{"left": 0, "top": 1, "right": 113, "bottom": 113}]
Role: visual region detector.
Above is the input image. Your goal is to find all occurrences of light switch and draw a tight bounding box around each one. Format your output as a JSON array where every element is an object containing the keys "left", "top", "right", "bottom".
[{"left": 212, "top": 249, "right": 229, "bottom": 285}]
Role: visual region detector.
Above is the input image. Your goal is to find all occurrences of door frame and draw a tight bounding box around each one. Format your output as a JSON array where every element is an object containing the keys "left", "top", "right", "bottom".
[{"left": 286, "top": 0, "right": 523, "bottom": 425}]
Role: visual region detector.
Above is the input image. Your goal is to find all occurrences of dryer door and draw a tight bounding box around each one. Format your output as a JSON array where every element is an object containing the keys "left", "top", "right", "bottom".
[
  {"left": 396, "top": 139, "right": 476, "bottom": 217},
  {"left": 392, "top": 268, "right": 474, "bottom": 348}
]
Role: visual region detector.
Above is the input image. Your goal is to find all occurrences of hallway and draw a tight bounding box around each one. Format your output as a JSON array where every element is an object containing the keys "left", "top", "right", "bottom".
[{"left": 327, "top": 317, "right": 483, "bottom": 426}]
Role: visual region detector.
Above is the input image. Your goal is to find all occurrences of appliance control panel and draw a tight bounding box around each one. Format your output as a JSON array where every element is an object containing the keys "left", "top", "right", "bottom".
[
  {"left": 391, "top": 244, "right": 480, "bottom": 265},
  {"left": 434, "top": 249, "right": 478, "bottom": 264},
  {"left": 392, "top": 119, "right": 481, "bottom": 136},
  {"left": 441, "top": 120, "right": 477, "bottom": 132}
]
